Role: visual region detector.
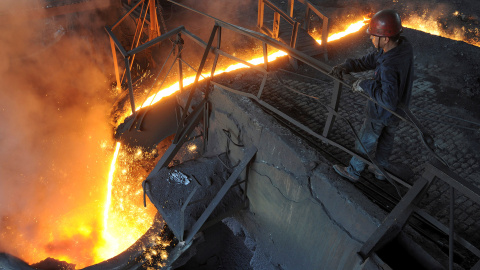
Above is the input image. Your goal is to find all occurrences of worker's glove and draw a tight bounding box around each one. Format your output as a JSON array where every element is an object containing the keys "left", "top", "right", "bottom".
[
  {"left": 329, "top": 65, "right": 349, "bottom": 80},
  {"left": 352, "top": 79, "right": 364, "bottom": 93}
]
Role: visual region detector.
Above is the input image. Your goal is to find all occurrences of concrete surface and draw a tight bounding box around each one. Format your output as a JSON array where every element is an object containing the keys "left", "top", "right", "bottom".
[{"left": 201, "top": 85, "right": 390, "bottom": 269}]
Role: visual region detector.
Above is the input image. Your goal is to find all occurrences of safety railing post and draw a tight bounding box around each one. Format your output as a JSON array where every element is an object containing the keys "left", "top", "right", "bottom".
[
  {"left": 288, "top": 0, "right": 294, "bottom": 17},
  {"left": 273, "top": 12, "right": 280, "bottom": 38},
  {"left": 304, "top": 6, "right": 311, "bottom": 31},
  {"left": 210, "top": 27, "right": 222, "bottom": 79},
  {"left": 321, "top": 16, "right": 329, "bottom": 60},
  {"left": 257, "top": 0, "right": 264, "bottom": 29},
  {"left": 177, "top": 33, "right": 184, "bottom": 93},
  {"left": 322, "top": 80, "right": 342, "bottom": 137},
  {"left": 124, "top": 57, "right": 136, "bottom": 119},
  {"left": 257, "top": 43, "right": 269, "bottom": 99},
  {"left": 290, "top": 21, "right": 299, "bottom": 48},
  {"left": 180, "top": 25, "right": 219, "bottom": 126},
  {"left": 109, "top": 36, "right": 121, "bottom": 93},
  {"left": 449, "top": 187, "right": 455, "bottom": 270}
]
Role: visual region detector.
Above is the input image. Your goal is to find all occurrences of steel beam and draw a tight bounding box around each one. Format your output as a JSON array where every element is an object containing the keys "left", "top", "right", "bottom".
[
  {"left": 258, "top": 0, "right": 264, "bottom": 29},
  {"left": 150, "top": 99, "right": 206, "bottom": 175},
  {"left": 322, "top": 80, "right": 342, "bottom": 137},
  {"left": 124, "top": 57, "right": 136, "bottom": 119},
  {"left": 358, "top": 171, "right": 434, "bottom": 261},
  {"left": 177, "top": 34, "right": 184, "bottom": 93},
  {"left": 109, "top": 36, "right": 121, "bottom": 92},
  {"left": 105, "top": 26, "right": 128, "bottom": 58},
  {"left": 180, "top": 25, "right": 219, "bottom": 124},
  {"left": 128, "top": 26, "right": 185, "bottom": 56},
  {"left": 263, "top": 0, "right": 295, "bottom": 25},
  {"left": 414, "top": 209, "right": 480, "bottom": 258},
  {"left": 429, "top": 159, "right": 480, "bottom": 205},
  {"left": 181, "top": 29, "right": 268, "bottom": 75},
  {"left": 472, "top": 260, "right": 480, "bottom": 270},
  {"left": 112, "top": 0, "right": 145, "bottom": 30},
  {"left": 288, "top": 0, "right": 294, "bottom": 17}
]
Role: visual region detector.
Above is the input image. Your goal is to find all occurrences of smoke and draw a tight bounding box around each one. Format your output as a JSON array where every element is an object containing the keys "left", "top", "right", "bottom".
[{"left": 0, "top": 0, "right": 116, "bottom": 267}]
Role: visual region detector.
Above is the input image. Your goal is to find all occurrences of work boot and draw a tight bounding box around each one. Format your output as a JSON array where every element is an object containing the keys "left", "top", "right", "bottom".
[
  {"left": 333, "top": 165, "right": 359, "bottom": 183},
  {"left": 368, "top": 165, "right": 386, "bottom": 180}
]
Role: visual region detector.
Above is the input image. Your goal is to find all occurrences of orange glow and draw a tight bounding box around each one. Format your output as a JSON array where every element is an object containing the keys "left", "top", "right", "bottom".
[
  {"left": 103, "top": 142, "right": 121, "bottom": 235},
  {"left": 24, "top": 19, "right": 377, "bottom": 268},
  {"left": 316, "top": 18, "right": 370, "bottom": 44},
  {"left": 78, "top": 14, "right": 479, "bottom": 266},
  {"left": 403, "top": 11, "right": 480, "bottom": 47},
  {"left": 116, "top": 19, "right": 379, "bottom": 121},
  {"left": 92, "top": 143, "right": 158, "bottom": 262},
  {"left": 135, "top": 50, "right": 288, "bottom": 113}
]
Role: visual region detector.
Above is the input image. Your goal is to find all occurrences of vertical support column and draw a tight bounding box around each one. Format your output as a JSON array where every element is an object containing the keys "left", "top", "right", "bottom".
[
  {"left": 322, "top": 80, "right": 342, "bottom": 137},
  {"left": 273, "top": 12, "right": 280, "bottom": 38},
  {"left": 304, "top": 7, "right": 311, "bottom": 31},
  {"left": 262, "top": 42, "right": 269, "bottom": 72},
  {"left": 449, "top": 187, "right": 455, "bottom": 270},
  {"left": 203, "top": 101, "right": 210, "bottom": 153},
  {"left": 288, "top": 0, "right": 294, "bottom": 17},
  {"left": 322, "top": 16, "right": 329, "bottom": 61},
  {"left": 110, "top": 36, "right": 121, "bottom": 93},
  {"left": 257, "top": 0, "right": 264, "bottom": 29},
  {"left": 257, "top": 43, "right": 268, "bottom": 99},
  {"left": 177, "top": 33, "right": 184, "bottom": 93},
  {"left": 181, "top": 25, "right": 219, "bottom": 124},
  {"left": 210, "top": 27, "right": 222, "bottom": 79},
  {"left": 124, "top": 57, "right": 136, "bottom": 118},
  {"left": 290, "top": 21, "right": 299, "bottom": 48},
  {"left": 289, "top": 22, "right": 299, "bottom": 70},
  {"left": 148, "top": 0, "right": 160, "bottom": 40}
]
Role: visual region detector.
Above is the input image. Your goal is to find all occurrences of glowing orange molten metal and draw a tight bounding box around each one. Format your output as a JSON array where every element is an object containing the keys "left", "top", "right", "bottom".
[
  {"left": 103, "top": 142, "right": 121, "bottom": 235},
  {"left": 316, "top": 18, "right": 370, "bottom": 44},
  {"left": 403, "top": 11, "right": 480, "bottom": 47}
]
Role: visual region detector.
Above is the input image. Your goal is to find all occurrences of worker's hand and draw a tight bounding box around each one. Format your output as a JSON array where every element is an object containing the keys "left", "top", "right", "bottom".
[
  {"left": 329, "top": 65, "right": 348, "bottom": 80},
  {"left": 352, "top": 79, "right": 364, "bottom": 93}
]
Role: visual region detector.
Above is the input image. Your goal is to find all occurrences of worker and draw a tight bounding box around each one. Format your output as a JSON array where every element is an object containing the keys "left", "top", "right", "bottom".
[{"left": 330, "top": 9, "right": 414, "bottom": 182}]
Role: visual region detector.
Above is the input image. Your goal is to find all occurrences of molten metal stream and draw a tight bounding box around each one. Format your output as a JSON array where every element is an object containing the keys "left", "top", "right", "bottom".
[
  {"left": 316, "top": 18, "right": 370, "bottom": 44},
  {"left": 103, "top": 142, "right": 121, "bottom": 235}
]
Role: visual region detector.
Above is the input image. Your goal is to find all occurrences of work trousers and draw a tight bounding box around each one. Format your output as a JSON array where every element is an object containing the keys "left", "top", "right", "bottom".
[{"left": 346, "top": 117, "right": 398, "bottom": 177}]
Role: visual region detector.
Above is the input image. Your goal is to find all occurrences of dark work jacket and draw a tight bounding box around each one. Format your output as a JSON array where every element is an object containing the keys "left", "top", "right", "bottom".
[{"left": 342, "top": 37, "right": 414, "bottom": 125}]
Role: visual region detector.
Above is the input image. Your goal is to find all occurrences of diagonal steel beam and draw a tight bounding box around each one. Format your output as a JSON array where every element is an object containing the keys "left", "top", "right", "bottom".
[
  {"left": 358, "top": 169, "right": 435, "bottom": 261},
  {"left": 472, "top": 259, "right": 480, "bottom": 270},
  {"left": 180, "top": 25, "right": 219, "bottom": 124},
  {"left": 149, "top": 99, "right": 206, "bottom": 175}
]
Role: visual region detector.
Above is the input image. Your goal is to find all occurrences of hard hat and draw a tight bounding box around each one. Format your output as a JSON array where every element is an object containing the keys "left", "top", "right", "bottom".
[{"left": 367, "top": 10, "right": 403, "bottom": 37}]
